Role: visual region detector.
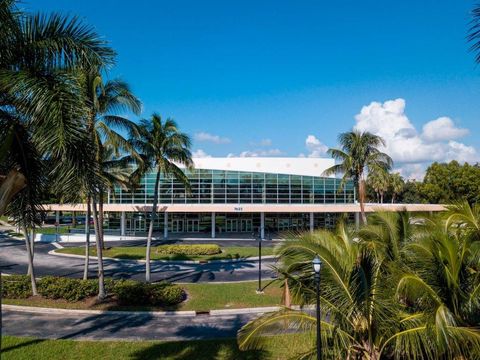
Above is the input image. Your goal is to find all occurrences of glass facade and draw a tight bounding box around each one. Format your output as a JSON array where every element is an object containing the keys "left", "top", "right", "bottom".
[{"left": 110, "top": 168, "right": 355, "bottom": 205}]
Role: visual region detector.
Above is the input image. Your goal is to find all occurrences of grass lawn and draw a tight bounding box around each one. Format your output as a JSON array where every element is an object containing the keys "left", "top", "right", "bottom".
[
  {"left": 1, "top": 334, "right": 313, "bottom": 360},
  {"left": 4, "top": 280, "right": 285, "bottom": 312},
  {"left": 56, "top": 245, "right": 275, "bottom": 261}
]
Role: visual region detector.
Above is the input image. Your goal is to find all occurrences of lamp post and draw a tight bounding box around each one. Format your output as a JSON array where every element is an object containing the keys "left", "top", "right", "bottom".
[
  {"left": 313, "top": 255, "right": 323, "bottom": 360},
  {"left": 254, "top": 229, "right": 264, "bottom": 294}
]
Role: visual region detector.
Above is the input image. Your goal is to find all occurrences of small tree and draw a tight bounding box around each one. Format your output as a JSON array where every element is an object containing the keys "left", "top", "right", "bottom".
[{"left": 389, "top": 172, "right": 404, "bottom": 204}]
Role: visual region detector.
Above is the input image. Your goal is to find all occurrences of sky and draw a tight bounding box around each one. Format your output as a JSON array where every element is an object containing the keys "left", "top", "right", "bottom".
[{"left": 28, "top": 0, "right": 480, "bottom": 179}]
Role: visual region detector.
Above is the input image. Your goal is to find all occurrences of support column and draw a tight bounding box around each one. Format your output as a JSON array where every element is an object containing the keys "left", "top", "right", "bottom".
[
  {"left": 120, "top": 211, "right": 126, "bottom": 236},
  {"left": 260, "top": 212, "right": 265, "bottom": 240},
  {"left": 163, "top": 212, "right": 168, "bottom": 239},
  {"left": 310, "top": 212, "right": 314, "bottom": 233},
  {"left": 84, "top": 211, "right": 89, "bottom": 234},
  {"left": 55, "top": 211, "right": 60, "bottom": 225},
  {"left": 355, "top": 212, "right": 360, "bottom": 230},
  {"left": 211, "top": 212, "right": 216, "bottom": 239}
]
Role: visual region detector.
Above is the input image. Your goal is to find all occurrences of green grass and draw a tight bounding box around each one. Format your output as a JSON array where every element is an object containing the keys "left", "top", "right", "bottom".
[
  {"left": 4, "top": 281, "right": 284, "bottom": 312},
  {"left": 36, "top": 226, "right": 76, "bottom": 235},
  {"left": 1, "top": 334, "right": 313, "bottom": 360},
  {"left": 56, "top": 245, "right": 275, "bottom": 261}
]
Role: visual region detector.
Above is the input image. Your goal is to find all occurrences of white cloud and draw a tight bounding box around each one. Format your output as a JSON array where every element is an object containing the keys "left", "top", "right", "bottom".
[
  {"left": 353, "top": 98, "right": 478, "bottom": 179},
  {"left": 305, "top": 135, "right": 328, "bottom": 158},
  {"left": 194, "top": 132, "right": 231, "bottom": 144},
  {"left": 249, "top": 138, "right": 273, "bottom": 147},
  {"left": 192, "top": 149, "right": 211, "bottom": 158},
  {"left": 238, "top": 148, "right": 284, "bottom": 157},
  {"left": 422, "top": 117, "right": 468, "bottom": 142}
]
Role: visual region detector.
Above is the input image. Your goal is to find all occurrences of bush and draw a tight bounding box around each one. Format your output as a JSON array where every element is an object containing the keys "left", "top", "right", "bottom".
[
  {"left": 112, "top": 279, "right": 149, "bottom": 305},
  {"left": 154, "top": 244, "right": 221, "bottom": 256},
  {"left": 2, "top": 275, "right": 31, "bottom": 298},
  {"left": 149, "top": 282, "right": 185, "bottom": 306},
  {"left": 38, "top": 276, "right": 98, "bottom": 302}
]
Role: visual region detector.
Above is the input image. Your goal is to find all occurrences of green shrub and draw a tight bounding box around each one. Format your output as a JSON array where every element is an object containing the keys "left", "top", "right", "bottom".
[
  {"left": 113, "top": 279, "right": 149, "bottom": 305},
  {"left": 38, "top": 276, "right": 98, "bottom": 302},
  {"left": 154, "top": 244, "right": 221, "bottom": 256},
  {"left": 149, "top": 282, "right": 185, "bottom": 306},
  {"left": 2, "top": 275, "right": 31, "bottom": 298}
]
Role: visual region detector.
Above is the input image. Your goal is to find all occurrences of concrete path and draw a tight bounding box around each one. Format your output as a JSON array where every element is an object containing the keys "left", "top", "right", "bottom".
[
  {"left": 0, "top": 234, "right": 277, "bottom": 283},
  {"left": 2, "top": 308, "right": 257, "bottom": 341}
]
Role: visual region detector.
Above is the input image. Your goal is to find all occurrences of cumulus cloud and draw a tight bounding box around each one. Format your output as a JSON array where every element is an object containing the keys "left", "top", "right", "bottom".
[
  {"left": 192, "top": 149, "right": 211, "bottom": 158},
  {"left": 421, "top": 117, "right": 468, "bottom": 142},
  {"left": 194, "top": 131, "right": 231, "bottom": 144},
  {"left": 227, "top": 148, "right": 284, "bottom": 157},
  {"left": 305, "top": 135, "right": 328, "bottom": 158},
  {"left": 353, "top": 98, "right": 477, "bottom": 179}
]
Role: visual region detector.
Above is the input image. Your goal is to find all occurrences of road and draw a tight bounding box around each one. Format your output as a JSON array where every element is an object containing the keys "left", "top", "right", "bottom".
[
  {"left": 0, "top": 234, "right": 277, "bottom": 283},
  {"left": 2, "top": 309, "right": 258, "bottom": 341}
]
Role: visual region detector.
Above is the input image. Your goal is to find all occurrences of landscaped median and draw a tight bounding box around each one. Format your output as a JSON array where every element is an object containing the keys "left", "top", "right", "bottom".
[
  {"left": 54, "top": 243, "right": 275, "bottom": 262},
  {"left": 2, "top": 275, "right": 284, "bottom": 312}
]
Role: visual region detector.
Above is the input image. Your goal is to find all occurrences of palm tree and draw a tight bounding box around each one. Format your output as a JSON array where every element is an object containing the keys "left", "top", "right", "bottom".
[
  {"left": 82, "top": 72, "right": 142, "bottom": 299},
  {"left": 133, "top": 114, "right": 193, "bottom": 282},
  {"left": 367, "top": 169, "right": 389, "bottom": 203},
  {"left": 324, "top": 130, "right": 392, "bottom": 223},
  {"left": 0, "top": 0, "right": 114, "bottom": 293},
  {"left": 389, "top": 173, "right": 404, "bottom": 204}
]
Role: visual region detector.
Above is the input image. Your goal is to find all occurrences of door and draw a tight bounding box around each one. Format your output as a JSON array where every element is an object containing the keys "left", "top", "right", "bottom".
[
  {"left": 240, "top": 219, "right": 252, "bottom": 232},
  {"left": 134, "top": 218, "right": 145, "bottom": 232},
  {"left": 171, "top": 219, "right": 184, "bottom": 233},
  {"left": 187, "top": 219, "right": 199, "bottom": 232},
  {"left": 226, "top": 219, "right": 238, "bottom": 232}
]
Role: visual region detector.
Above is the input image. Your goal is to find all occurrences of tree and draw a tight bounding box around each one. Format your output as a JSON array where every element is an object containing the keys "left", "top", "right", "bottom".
[
  {"left": 82, "top": 73, "right": 141, "bottom": 299},
  {"left": 324, "top": 130, "right": 392, "bottom": 223},
  {"left": 367, "top": 169, "right": 389, "bottom": 203},
  {"left": 389, "top": 173, "right": 404, "bottom": 204},
  {"left": 133, "top": 115, "right": 193, "bottom": 282}
]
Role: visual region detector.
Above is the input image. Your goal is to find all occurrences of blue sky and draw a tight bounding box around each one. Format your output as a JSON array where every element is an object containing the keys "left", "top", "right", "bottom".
[{"left": 30, "top": 0, "right": 480, "bottom": 178}]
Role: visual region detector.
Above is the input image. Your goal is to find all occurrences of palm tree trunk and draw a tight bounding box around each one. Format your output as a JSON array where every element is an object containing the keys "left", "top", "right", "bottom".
[
  {"left": 27, "top": 228, "right": 34, "bottom": 276},
  {"left": 92, "top": 196, "right": 106, "bottom": 300},
  {"left": 359, "top": 179, "right": 367, "bottom": 224},
  {"left": 146, "top": 170, "right": 161, "bottom": 283},
  {"left": 391, "top": 194, "right": 395, "bottom": 204},
  {"left": 22, "top": 225, "right": 37, "bottom": 296},
  {"left": 380, "top": 192, "right": 384, "bottom": 204},
  {"left": 83, "top": 198, "right": 91, "bottom": 280},
  {"left": 99, "top": 189, "right": 105, "bottom": 250}
]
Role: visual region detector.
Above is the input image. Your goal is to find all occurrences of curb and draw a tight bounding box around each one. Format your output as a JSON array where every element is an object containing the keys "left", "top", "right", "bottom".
[
  {"left": 48, "top": 249, "right": 276, "bottom": 265},
  {"left": 3, "top": 304, "right": 196, "bottom": 317}
]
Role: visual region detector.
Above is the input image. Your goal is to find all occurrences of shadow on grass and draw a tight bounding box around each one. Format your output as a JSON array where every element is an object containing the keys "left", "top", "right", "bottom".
[
  {"left": 1, "top": 338, "right": 46, "bottom": 354},
  {"left": 129, "top": 338, "right": 268, "bottom": 360}
]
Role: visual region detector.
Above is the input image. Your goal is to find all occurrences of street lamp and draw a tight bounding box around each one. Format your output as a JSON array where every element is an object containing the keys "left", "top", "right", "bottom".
[
  {"left": 255, "top": 229, "right": 264, "bottom": 294},
  {"left": 313, "top": 255, "right": 323, "bottom": 360}
]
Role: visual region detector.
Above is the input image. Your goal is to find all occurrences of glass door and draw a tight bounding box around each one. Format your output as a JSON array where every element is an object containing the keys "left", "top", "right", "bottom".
[
  {"left": 240, "top": 219, "right": 252, "bottom": 232},
  {"left": 226, "top": 219, "right": 238, "bottom": 232},
  {"left": 134, "top": 218, "right": 146, "bottom": 232},
  {"left": 171, "top": 219, "right": 184, "bottom": 233},
  {"left": 187, "top": 219, "right": 199, "bottom": 232}
]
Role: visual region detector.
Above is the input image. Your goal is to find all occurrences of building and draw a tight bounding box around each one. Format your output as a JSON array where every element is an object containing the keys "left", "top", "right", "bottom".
[{"left": 46, "top": 157, "right": 444, "bottom": 239}]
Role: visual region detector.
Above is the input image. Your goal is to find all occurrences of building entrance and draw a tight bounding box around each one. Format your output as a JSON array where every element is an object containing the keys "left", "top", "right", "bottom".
[
  {"left": 171, "top": 219, "right": 184, "bottom": 233},
  {"left": 186, "top": 219, "right": 199, "bottom": 232}
]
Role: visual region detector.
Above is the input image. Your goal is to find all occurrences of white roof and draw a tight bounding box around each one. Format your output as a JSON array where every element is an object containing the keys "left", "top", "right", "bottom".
[{"left": 189, "top": 157, "right": 335, "bottom": 177}]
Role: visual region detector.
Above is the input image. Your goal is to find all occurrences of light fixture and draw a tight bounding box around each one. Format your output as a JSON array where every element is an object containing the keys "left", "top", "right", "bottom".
[{"left": 312, "top": 255, "right": 322, "bottom": 274}]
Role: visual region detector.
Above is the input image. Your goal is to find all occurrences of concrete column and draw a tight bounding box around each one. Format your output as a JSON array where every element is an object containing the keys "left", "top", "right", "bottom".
[
  {"left": 84, "top": 211, "right": 89, "bottom": 234},
  {"left": 55, "top": 211, "right": 60, "bottom": 225},
  {"left": 120, "top": 211, "right": 126, "bottom": 236},
  {"left": 310, "top": 212, "right": 314, "bottom": 233},
  {"left": 163, "top": 212, "right": 168, "bottom": 239},
  {"left": 211, "top": 212, "right": 216, "bottom": 239},
  {"left": 260, "top": 212, "right": 265, "bottom": 240},
  {"left": 355, "top": 212, "right": 360, "bottom": 230}
]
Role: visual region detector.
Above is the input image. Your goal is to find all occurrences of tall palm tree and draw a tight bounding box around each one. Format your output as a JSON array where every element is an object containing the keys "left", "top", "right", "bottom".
[
  {"left": 324, "top": 130, "right": 392, "bottom": 223},
  {"left": 0, "top": 0, "right": 114, "bottom": 293},
  {"left": 389, "top": 173, "right": 404, "bottom": 204},
  {"left": 133, "top": 114, "right": 193, "bottom": 282},
  {"left": 82, "top": 72, "right": 141, "bottom": 299}
]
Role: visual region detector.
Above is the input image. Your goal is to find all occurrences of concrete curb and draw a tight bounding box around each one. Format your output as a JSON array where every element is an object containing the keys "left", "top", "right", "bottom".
[
  {"left": 3, "top": 304, "right": 196, "bottom": 317},
  {"left": 209, "top": 306, "right": 281, "bottom": 315},
  {"left": 48, "top": 249, "right": 276, "bottom": 265}
]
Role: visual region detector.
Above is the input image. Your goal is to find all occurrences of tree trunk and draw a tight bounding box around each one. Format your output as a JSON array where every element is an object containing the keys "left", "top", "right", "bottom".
[
  {"left": 83, "top": 198, "right": 91, "bottom": 280},
  {"left": 27, "top": 228, "right": 35, "bottom": 276},
  {"left": 380, "top": 192, "right": 384, "bottom": 204},
  {"left": 358, "top": 179, "right": 367, "bottom": 224},
  {"left": 92, "top": 196, "right": 106, "bottom": 300},
  {"left": 99, "top": 189, "right": 105, "bottom": 250},
  {"left": 391, "top": 194, "right": 395, "bottom": 204},
  {"left": 22, "top": 226, "right": 37, "bottom": 296},
  {"left": 146, "top": 170, "right": 161, "bottom": 283}
]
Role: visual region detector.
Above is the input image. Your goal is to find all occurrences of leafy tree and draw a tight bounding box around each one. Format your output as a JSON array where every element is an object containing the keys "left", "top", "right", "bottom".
[
  {"left": 132, "top": 114, "right": 193, "bottom": 282},
  {"left": 389, "top": 173, "right": 404, "bottom": 204},
  {"left": 324, "top": 130, "right": 392, "bottom": 223}
]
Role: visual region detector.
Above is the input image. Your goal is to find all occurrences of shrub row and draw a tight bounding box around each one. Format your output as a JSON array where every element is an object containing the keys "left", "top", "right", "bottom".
[
  {"left": 154, "top": 244, "right": 221, "bottom": 255},
  {"left": 1, "top": 276, "right": 185, "bottom": 306}
]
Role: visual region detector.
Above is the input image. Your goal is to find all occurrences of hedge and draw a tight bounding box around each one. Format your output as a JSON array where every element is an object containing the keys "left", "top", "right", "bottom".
[
  {"left": 1, "top": 276, "right": 185, "bottom": 306},
  {"left": 154, "top": 244, "right": 221, "bottom": 256}
]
